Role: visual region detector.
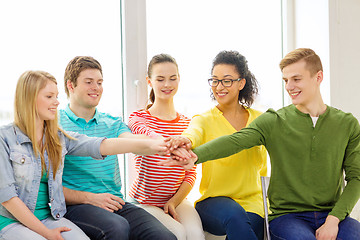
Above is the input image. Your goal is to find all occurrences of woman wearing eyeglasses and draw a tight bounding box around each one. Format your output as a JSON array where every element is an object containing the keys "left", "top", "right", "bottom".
[{"left": 168, "top": 50, "right": 267, "bottom": 240}]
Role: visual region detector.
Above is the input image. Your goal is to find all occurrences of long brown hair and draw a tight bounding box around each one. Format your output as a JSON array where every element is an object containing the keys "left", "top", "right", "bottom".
[{"left": 14, "top": 70, "right": 63, "bottom": 177}]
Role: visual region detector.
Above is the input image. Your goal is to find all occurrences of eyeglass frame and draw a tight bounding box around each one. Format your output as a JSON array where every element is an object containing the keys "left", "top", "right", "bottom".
[{"left": 208, "top": 78, "right": 243, "bottom": 87}]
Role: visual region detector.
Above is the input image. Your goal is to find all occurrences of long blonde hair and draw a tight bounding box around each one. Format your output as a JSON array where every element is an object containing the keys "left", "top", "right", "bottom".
[{"left": 14, "top": 70, "right": 63, "bottom": 177}]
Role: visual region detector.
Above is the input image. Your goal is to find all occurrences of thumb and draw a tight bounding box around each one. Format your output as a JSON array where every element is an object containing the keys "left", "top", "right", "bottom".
[{"left": 163, "top": 205, "right": 169, "bottom": 214}]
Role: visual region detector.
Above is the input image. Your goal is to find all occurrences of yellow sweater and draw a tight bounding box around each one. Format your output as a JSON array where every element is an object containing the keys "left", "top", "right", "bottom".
[{"left": 182, "top": 107, "right": 267, "bottom": 217}]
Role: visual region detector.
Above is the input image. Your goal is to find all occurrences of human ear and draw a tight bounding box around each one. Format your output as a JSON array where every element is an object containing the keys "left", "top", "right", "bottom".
[
  {"left": 146, "top": 76, "right": 152, "bottom": 88},
  {"left": 66, "top": 80, "right": 75, "bottom": 93},
  {"left": 239, "top": 78, "right": 246, "bottom": 90},
  {"left": 316, "top": 71, "right": 324, "bottom": 84}
]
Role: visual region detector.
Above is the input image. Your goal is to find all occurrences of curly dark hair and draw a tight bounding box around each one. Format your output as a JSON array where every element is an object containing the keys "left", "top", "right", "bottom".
[{"left": 211, "top": 50, "right": 258, "bottom": 107}]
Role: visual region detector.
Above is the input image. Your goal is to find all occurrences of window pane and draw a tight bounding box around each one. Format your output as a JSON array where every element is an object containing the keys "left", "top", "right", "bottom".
[
  {"left": 146, "top": 0, "right": 283, "bottom": 117},
  {"left": 0, "top": 0, "right": 123, "bottom": 124},
  {"left": 146, "top": 0, "right": 282, "bottom": 202}
]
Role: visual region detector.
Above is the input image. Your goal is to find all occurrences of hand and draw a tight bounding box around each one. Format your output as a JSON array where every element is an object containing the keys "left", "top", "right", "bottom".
[
  {"left": 88, "top": 193, "right": 125, "bottom": 212},
  {"left": 137, "top": 138, "right": 169, "bottom": 156},
  {"left": 160, "top": 150, "right": 198, "bottom": 170},
  {"left": 44, "top": 227, "right": 71, "bottom": 240},
  {"left": 315, "top": 215, "right": 339, "bottom": 240},
  {"left": 164, "top": 201, "right": 180, "bottom": 222},
  {"left": 166, "top": 136, "right": 192, "bottom": 151},
  {"left": 171, "top": 147, "right": 192, "bottom": 160}
]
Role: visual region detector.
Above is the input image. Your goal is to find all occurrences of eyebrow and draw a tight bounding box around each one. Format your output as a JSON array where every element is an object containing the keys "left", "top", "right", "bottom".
[
  {"left": 283, "top": 74, "right": 302, "bottom": 79},
  {"left": 212, "top": 74, "right": 234, "bottom": 78},
  {"left": 83, "top": 77, "right": 103, "bottom": 81}
]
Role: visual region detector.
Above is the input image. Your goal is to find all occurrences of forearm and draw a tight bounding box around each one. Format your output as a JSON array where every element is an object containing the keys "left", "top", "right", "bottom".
[
  {"left": 2, "top": 197, "right": 51, "bottom": 238},
  {"left": 119, "top": 132, "right": 150, "bottom": 139},
  {"left": 193, "top": 128, "right": 264, "bottom": 164},
  {"left": 168, "top": 182, "right": 192, "bottom": 207},
  {"left": 63, "top": 186, "right": 93, "bottom": 205},
  {"left": 100, "top": 137, "right": 166, "bottom": 156},
  {"left": 329, "top": 178, "right": 360, "bottom": 221}
]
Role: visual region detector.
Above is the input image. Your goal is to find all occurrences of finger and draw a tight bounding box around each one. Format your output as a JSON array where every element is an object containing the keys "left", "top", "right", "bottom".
[
  {"left": 163, "top": 205, "right": 169, "bottom": 214},
  {"left": 104, "top": 206, "right": 115, "bottom": 212},
  {"left": 59, "top": 226, "right": 71, "bottom": 232},
  {"left": 169, "top": 208, "right": 180, "bottom": 222},
  {"left": 111, "top": 195, "right": 126, "bottom": 205},
  {"left": 109, "top": 199, "right": 122, "bottom": 210}
]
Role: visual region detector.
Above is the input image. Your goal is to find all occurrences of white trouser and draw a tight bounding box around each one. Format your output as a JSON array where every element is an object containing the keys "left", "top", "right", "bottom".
[{"left": 140, "top": 199, "right": 205, "bottom": 240}]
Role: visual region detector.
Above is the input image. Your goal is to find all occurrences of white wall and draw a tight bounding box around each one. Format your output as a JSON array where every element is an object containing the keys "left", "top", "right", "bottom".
[
  {"left": 282, "top": 0, "right": 330, "bottom": 106},
  {"left": 329, "top": 0, "right": 360, "bottom": 121}
]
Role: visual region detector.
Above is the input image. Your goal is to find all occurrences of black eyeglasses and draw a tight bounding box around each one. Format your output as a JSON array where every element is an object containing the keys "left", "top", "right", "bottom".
[{"left": 208, "top": 78, "right": 242, "bottom": 87}]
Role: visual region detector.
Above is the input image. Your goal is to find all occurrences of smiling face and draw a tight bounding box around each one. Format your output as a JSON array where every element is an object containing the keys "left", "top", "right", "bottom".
[
  {"left": 211, "top": 64, "right": 245, "bottom": 106},
  {"left": 282, "top": 59, "right": 323, "bottom": 109},
  {"left": 148, "top": 62, "right": 179, "bottom": 101},
  {"left": 67, "top": 68, "right": 103, "bottom": 110},
  {"left": 36, "top": 80, "right": 59, "bottom": 122}
]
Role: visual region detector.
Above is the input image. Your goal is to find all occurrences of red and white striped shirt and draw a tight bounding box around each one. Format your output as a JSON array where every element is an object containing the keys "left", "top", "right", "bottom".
[{"left": 128, "top": 109, "right": 196, "bottom": 207}]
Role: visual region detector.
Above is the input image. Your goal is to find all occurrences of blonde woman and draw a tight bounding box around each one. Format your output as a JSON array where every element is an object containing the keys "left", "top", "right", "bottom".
[{"left": 0, "top": 71, "right": 168, "bottom": 240}]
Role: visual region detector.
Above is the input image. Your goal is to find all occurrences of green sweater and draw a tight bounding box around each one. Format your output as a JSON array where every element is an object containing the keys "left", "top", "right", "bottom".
[{"left": 193, "top": 105, "right": 360, "bottom": 221}]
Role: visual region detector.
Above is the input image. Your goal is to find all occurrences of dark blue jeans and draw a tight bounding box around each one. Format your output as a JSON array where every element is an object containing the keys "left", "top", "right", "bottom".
[
  {"left": 195, "top": 196, "right": 264, "bottom": 240},
  {"left": 269, "top": 211, "right": 360, "bottom": 240},
  {"left": 64, "top": 202, "right": 176, "bottom": 240}
]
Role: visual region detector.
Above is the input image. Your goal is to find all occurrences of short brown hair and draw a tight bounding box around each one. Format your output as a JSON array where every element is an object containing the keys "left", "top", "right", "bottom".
[
  {"left": 64, "top": 56, "right": 102, "bottom": 97},
  {"left": 280, "top": 48, "right": 323, "bottom": 76}
]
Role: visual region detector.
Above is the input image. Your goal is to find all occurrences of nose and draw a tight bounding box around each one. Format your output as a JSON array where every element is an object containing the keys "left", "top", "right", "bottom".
[
  {"left": 54, "top": 99, "right": 60, "bottom": 106},
  {"left": 285, "top": 80, "right": 293, "bottom": 91},
  {"left": 91, "top": 82, "right": 100, "bottom": 90},
  {"left": 216, "top": 81, "right": 225, "bottom": 90}
]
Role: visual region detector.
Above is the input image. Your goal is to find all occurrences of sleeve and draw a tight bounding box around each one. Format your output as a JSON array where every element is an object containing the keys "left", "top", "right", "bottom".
[
  {"left": 63, "top": 131, "right": 106, "bottom": 160},
  {"left": 183, "top": 165, "right": 197, "bottom": 187},
  {"left": 259, "top": 145, "right": 268, "bottom": 177},
  {"left": 193, "top": 112, "right": 272, "bottom": 164},
  {"left": 0, "top": 136, "right": 18, "bottom": 203},
  {"left": 128, "top": 111, "right": 161, "bottom": 138},
  {"left": 182, "top": 114, "right": 207, "bottom": 148},
  {"left": 329, "top": 117, "right": 360, "bottom": 221},
  {"left": 115, "top": 117, "right": 131, "bottom": 137}
]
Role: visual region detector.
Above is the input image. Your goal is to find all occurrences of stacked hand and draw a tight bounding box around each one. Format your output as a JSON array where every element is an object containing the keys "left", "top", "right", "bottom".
[{"left": 158, "top": 136, "right": 198, "bottom": 170}]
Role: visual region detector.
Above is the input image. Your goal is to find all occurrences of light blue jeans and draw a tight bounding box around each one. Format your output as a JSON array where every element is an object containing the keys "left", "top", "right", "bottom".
[{"left": 0, "top": 217, "right": 89, "bottom": 240}]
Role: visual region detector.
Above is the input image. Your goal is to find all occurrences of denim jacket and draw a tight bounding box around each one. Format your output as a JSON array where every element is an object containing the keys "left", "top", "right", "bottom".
[{"left": 0, "top": 123, "right": 105, "bottom": 220}]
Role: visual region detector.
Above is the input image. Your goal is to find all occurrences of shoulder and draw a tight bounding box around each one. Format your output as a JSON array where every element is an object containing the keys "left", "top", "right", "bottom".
[
  {"left": 129, "top": 109, "right": 148, "bottom": 119},
  {"left": 97, "top": 111, "right": 124, "bottom": 123},
  {"left": 177, "top": 112, "right": 191, "bottom": 123},
  {"left": 246, "top": 107, "right": 263, "bottom": 118},
  {"left": 58, "top": 109, "right": 69, "bottom": 122},
  {"left": 265, "top": 104, "right": 295, "bottom": 119},
  {"left": 0, "top": 123, "right": 14, "bottom": 138},
  {"left": 327, "top": 106, "right": 359, "bottom": 125},
  {"left": 192, "top": 108, "right": 216, "bottom": 120}
]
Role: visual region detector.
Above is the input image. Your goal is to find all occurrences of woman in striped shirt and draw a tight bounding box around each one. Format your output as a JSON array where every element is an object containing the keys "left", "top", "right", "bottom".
[{"left": 128, "top": 54, "right": 205, "bottom": 240}]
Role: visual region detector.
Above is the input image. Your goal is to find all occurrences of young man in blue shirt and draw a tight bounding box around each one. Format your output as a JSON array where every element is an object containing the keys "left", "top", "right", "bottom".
[{"left": 59, "top": 56, "right": 176, "bottom": 240}]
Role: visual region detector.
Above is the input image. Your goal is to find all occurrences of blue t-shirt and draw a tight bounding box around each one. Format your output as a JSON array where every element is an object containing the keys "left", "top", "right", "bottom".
[{"left": 59, "top": 105, "right": 131, "bottom": 198}]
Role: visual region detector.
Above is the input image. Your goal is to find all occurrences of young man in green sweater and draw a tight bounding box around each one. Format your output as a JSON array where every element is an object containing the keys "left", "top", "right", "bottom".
[{"left": 166, "top": 48, "right": 360, "bottom": 239}]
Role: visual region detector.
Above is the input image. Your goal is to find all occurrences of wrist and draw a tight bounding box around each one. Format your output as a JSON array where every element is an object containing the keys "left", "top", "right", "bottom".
[
  {"left": 326, "top": 215, "right": 340, "bottom": 225},
  {"left": 84, "top": 192, "right": 94, "bottom": 205}
]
